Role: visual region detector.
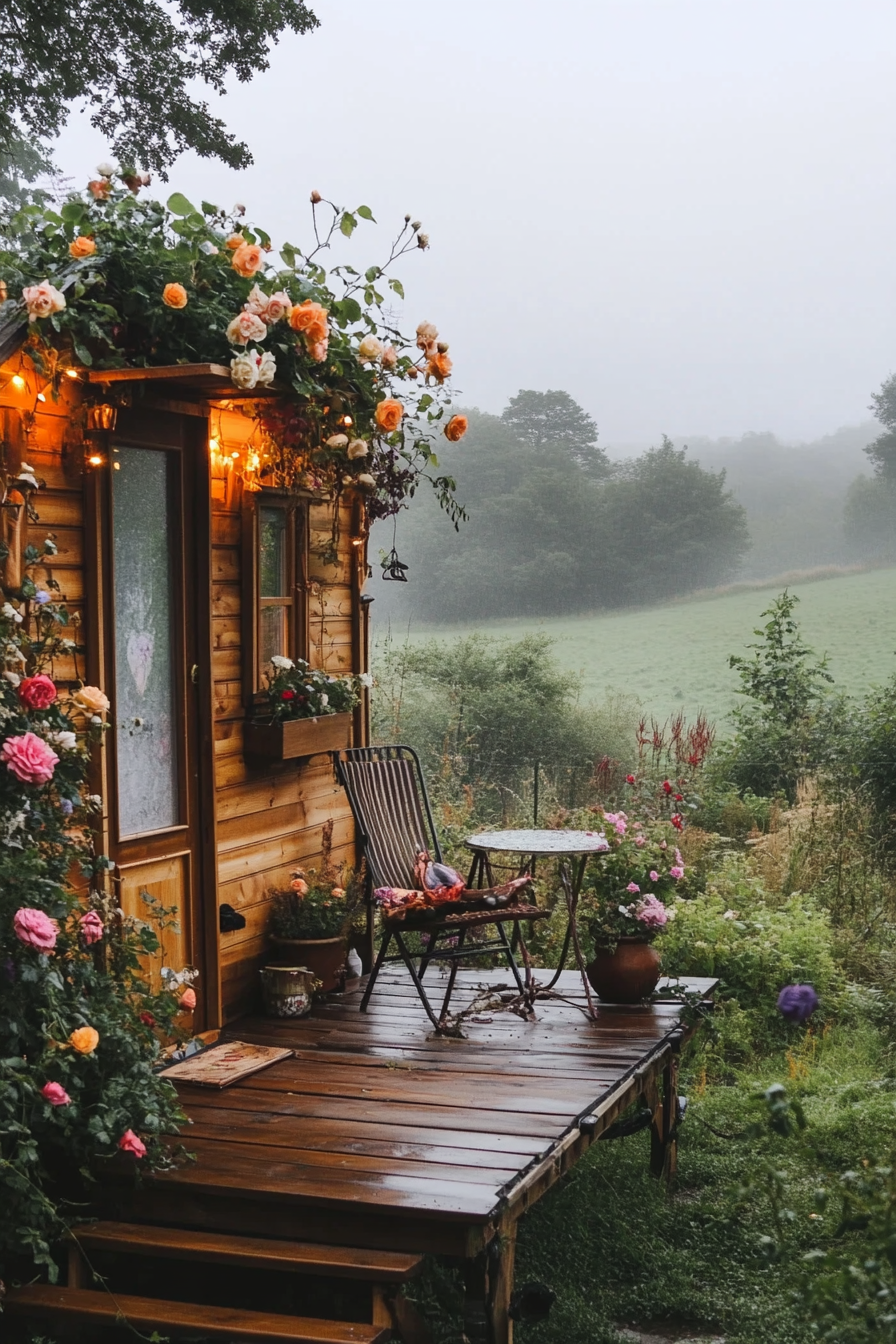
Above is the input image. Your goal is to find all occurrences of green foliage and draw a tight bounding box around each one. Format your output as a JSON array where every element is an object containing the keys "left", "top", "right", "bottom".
[
  {"left": 371, "top": 632, "right": 637, "bottom": 823},
  {"left": 720, "top": 591, "right": 836, "bottom": 802},
  {"left": 843, "top": 474, "right": 896, "bottom": 560},
  {"left": 0, "top": 0, "right": 319, "bottom": 190},
  {"left": 660, "top": 855, "right": 840, "bottom": 1056},
  {"left": 257, "top": 657, "right": 361, "bottom": 723},
  {"left": 0, "top": 557, "right": 187, "bottom": 1284},
  {"left": 375, "top": 408, "right": 750, "bottom": 621},
  {"left": 865, "top": 372, "right": 896, "bottom": 484}
]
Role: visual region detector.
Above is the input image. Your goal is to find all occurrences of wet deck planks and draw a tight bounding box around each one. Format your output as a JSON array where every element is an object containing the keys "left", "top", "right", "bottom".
[{"left": 133, "top": 969, "right": 714, "bottom": 1253}]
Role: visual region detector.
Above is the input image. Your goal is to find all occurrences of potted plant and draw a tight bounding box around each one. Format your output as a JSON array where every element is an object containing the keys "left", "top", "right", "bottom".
[
  {"left": 576, "top": 806, "right": 686, "bottom": 1003},
  {"left": 267, "top": 821, "right": 364, "bottom": 992},
  {"left": 244, "top": 657, "right": 366, "bottom": 763}
]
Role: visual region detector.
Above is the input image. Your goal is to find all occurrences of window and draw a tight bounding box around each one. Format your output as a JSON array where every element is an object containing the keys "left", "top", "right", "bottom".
[{"left": 243, "top": 491, "right": 308, "bottom": 696}]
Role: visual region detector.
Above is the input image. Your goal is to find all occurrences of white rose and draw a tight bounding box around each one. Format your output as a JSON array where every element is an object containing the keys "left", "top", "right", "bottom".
[
  {"left": 347, "top": 439, "right": 368, "bottom": 460},
  {"left": 50, "top": 730, "right": 78, "bottom": 752},
  {"left": 96, "top": 161, "right": 116, "bottom": 178},
  {"left": 2, "top": 670, "right": 21, "bottom": 686},
  {"left": 199, "top": 240, "right": 219, "bottom": 255},
  {"left": 226, "top": 311, "right": 267, "bottom": 345},
  {"left": 2, "top": 602, "right": 22, "bottom": 624},
  {"left": 256, "top": 350, "right": 276, "bottom": 386},
  {"left": 271, "top": 655, "right": 294, "bottom": 669},
  {"left": 319, "top": 692, "right": 328, "bottom": 706},
  {"left": 358, "top": 672, "right": 373, "bottom": 689},
  {"left": 356, "top": 473, "right": 376, "bottom": 488},
  {"left": 230, "top": 353, "right": 258, "bottom": 390},
  {"left": 358, "top": 334, "right": 383, "bottom": 364},
  {"left": 23, "top": 281, "right": 66, "bottom": 322},
  {"left": 325, "top": 434, "right": 349, "bottom": 449}
]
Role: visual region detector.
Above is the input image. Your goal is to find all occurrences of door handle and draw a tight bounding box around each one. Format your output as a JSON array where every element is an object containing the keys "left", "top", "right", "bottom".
[{"left": 190, "top": 664, "right": 199, "bottom": 684}]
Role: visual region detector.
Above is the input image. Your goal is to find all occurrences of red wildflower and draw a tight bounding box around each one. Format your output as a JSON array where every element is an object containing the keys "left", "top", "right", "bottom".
[
  {"left": 626, "top": 774, "right": 636, "bottom": 785},
  {"left": 671, "top": 813, "right": 684, "bottom": 831},
  {"left": 281, "top": 689, "right": 296, "bottom": 700},
  {"left": 662, "top": 781, "right": 673, "bottom": 795},
  {"left": 675, "top": 793, "right": 684, "bottom": 802},
  {"left": 139, "top": 1011, "right": 155, "bottom": 1027}
]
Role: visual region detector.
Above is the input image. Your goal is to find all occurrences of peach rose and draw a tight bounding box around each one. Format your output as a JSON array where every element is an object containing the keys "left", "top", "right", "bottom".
[
  {"left": 2, "top": 732, "right": 59, "bottom": 784},
  {"left": 444, "top": 415, "right": 468, "bottom": 443},
  {"left": 70, "top": 1026, "right": 99, "bottom": 1054},
  {"left": 87, "top": 179, "right": 110, "bottom": 200},
  {"left": 427, "top": 351, "right": 452, "bottom": 383},
  {"left": 178, "top": 987, "right": 197, "bottom": 1011},
  {"left": 69, "top": 236, "right": 96, "bottom": 260},
  {"left": 306, "top": 339, "right": 328, "bottom": 364},
  {"left": 226, "top": 310, "right": 267, "bottom": 345},
  {"left": 118, "top": 1129, "right": 146, "bottom": 1158},
  {"left": 162, "top": 283, "right": 188, "bottom": 309},
  {"left": 225, "top": 233, "right": 244, "bottom": 250},
  {"left": 358, "top": 334, "right": 383, "bottom": 364},
  {"left": 416, "top": 321, "right": 438, "bottom": 352},
  {"left": 381, "top": 344, "right": 397, "bottom": 369},
  {"left": 73, "top": 685, "right": 110, "bottom": 715},
  {"left": 289, "top": 300, "right": 329, "bottom": 345},
  {"left": 375, "top": 399, "right": 404, "bottom": 433},
  {"left": 231, "top": 242, "right": 263, "bottom": 277},
  {"left": 23, "top": 281, "right": 66, "bottom": 322},
  {"left": 290, "top": 877, "right": 309, "bottom": 895},
  {"left": 14, "top": 907, "right": 59, "bottom": 952}
]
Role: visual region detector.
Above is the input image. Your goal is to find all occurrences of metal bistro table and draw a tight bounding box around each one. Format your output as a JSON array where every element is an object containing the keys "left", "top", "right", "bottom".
[{"left": 465, "top": 828, "right": 610, "bottom": 1011}]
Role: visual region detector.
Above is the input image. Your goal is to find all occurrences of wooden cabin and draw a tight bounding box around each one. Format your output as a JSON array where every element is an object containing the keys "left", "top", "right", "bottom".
[{"left": 0, "top": 352, "right": 370, "bottom": 1029}]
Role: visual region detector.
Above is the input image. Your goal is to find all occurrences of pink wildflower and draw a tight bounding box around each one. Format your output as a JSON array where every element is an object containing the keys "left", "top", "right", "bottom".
[
  {"left": 634, "top": 894, "right": 668, "bottom": 927},
  {"left": 626, "top": 882, "right": 640, "bottom": 894},
  {"left": 649, "top": 870, "right": 659, "bottom": 882},
  {"left": 634, "top": 836, "right": 647, "bottom": 848},
  {"left": 670, "top": 865, "right": 684, "bottom": 879}
]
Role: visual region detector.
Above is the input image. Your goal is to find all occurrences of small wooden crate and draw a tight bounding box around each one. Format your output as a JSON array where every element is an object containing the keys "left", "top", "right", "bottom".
[{"left": 244, "top": 712, "right": 353, "bottom": 763}]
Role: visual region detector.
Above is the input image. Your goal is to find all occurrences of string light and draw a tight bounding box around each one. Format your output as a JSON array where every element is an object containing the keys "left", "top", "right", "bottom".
[
  {"left": 87, "top": 453, "right": 104, "bottom": 467},
  {"left": 36, "top": 392, "right": 46, "bottom": 402},
  {"left": 11, "top": 375, "right": 25, "bottom": 390},
  {"left": 343, "top": 415, "right": 353, "bottom": 426},
  {"left": 65, "top": 368, "right": 80, "bottom": 380}
]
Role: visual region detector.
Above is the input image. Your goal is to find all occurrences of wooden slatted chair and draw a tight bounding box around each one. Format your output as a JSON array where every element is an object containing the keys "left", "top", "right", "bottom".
[{"left": 335, "top": 744, "right": 547, "bottom": 1031}]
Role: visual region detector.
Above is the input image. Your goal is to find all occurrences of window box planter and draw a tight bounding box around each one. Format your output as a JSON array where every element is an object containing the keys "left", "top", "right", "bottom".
[{"left": 244, "top": 712, "right": 353, "bottom": 763}]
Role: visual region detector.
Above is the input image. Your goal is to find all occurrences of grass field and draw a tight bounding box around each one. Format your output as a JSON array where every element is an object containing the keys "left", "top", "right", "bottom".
[{"left": 373, "top": 566, "right": 896, "bottom": 725}]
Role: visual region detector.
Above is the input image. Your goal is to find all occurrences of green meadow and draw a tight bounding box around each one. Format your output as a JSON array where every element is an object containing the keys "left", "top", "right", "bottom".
[{"left": 375, "top": 566, "right": 896, "bottom": 725}]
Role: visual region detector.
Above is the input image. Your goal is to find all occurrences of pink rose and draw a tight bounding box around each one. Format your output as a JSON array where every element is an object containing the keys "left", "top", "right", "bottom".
[
  {"left": 118, "top": 1129, "right": 146, "bottom": 1159},
  {"left": 306, "top": 338, "right": 328, "bottom": 363},
  {"left": 18, "top": 675, "right": 57, "bottom": 710},
  {"left": 634, "top": 836, "right": 647, "bottom": 848},
  {"left": 79, "top": 910, "right": 104, "bottom": 945},
  {"left": 23, "top": 280, "right": 66, "bottom": 322},
  {"left": 635, "top": 894, "right": 668, "bottom": 928},
  {"left": 2, "top": 732, "right": 59, "bottom": 784},
  {"left": 626, "top": 882, "right": 640, "bottom": 894},
  {"left": 615, "top": 820, "right": 627, "bottom": 835},
  {"left": 41, "top": 1081, "right": 71, "bottom": 1106},
  {"left": 650, "top": 870, "right": 659, "bottom": 882},
  {"left": 264, "top": 290, "right": 292, "bottom": 323},
  {"left": 670, "top": 865, "right": 684, "bottom": 879},
  {"left": 14, "top": 907, "right": 58, "bottom": 951}
]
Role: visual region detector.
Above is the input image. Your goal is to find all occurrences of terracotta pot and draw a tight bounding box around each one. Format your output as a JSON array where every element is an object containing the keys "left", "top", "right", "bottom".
[
  {"left": 269, "top": 936, "right": 346, "bottom": 993},
  {"left": 586, "top": 937, "right": 661, "bottom": 1003}
]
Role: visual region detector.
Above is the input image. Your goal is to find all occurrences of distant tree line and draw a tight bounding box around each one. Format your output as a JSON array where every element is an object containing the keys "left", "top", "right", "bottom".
[{"left": 379, "top": 389, "right": 750, "bottom": 622}]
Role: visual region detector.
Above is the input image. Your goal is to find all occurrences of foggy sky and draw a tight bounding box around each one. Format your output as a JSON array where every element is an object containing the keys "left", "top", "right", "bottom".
[{"left": 52, "top": 0, "right": 896, "bottom": 443}]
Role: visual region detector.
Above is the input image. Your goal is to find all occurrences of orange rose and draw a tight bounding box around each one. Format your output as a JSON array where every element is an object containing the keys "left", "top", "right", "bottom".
[
  {"left": 162, "top": 283, "right": 188, "bottom": 309},
  {"left": 427, "top": 351, "right": 452, "bottom": 383},
  {"left": 87, "top": 179, "right": 110, "bottom": 200},
  {"left": 375, "top": 399, "right": 404, "bottom": 433},
  {"left": 70, "top": 1026, "right": 99, "bottom": 1054},
  {"left": 225, "top": 233, "right": 244, "bottom": 249},
  {"left": 290, "top": 877, "right": 309, "bottom": 895},
  {"left": 289, "top": 300, "right": 329, "bottom": 345},
  {"left": 444, "top": 414, "right": 468, "bottom": 443},
  {"left": 69, "top": 236, "right": 96, "bottom": 260},
  {"left": 231, "top": 242, "right": 263, "bottom": 278}
]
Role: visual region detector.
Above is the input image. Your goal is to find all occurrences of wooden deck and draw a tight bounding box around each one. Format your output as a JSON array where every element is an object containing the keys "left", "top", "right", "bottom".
[{"left": 111, "top": 968, "right": 714, "bottom": 1325}]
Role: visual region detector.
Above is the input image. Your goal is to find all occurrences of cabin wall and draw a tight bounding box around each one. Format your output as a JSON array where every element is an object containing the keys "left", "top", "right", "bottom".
[{"left": 211, "top": 408, "right": 366, "bottom": 1023}]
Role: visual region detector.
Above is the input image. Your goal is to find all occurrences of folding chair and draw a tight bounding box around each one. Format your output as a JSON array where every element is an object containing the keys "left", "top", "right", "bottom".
[{"left": 334, "top": 745, "right": 547, "bottom": 1031}]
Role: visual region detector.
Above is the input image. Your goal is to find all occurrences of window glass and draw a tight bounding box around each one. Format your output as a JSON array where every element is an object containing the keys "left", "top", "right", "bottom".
[
  {"left": 260, "top": 606, "right": 288, "bottom": 669},
  {"left": 112, "top": 447, "right": 179, "bottom": 836},
  {"left": 259, "top": 506, "right": 288, "bottom": 598}
]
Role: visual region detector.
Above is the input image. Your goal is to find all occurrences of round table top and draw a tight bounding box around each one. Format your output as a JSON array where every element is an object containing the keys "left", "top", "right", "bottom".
[{"left": 465, "top": 828, "right": 610, "bottom": 857}]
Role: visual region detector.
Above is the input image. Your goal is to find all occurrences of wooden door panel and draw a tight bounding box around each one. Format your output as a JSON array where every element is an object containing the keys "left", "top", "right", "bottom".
[{"left": 118, "top": 852, "right": 193, "bottom": 993}]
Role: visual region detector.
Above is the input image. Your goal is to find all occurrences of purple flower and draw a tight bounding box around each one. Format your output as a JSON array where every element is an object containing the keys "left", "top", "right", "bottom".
[
  {"left": 777, "top": 984, "right": 819, "bottom": 1023},
  {"left": 60, "top": 798, "right": 74, "bottom": 816},
  {"left": 33, "top": 591, "right": 51, "bottom": 606}
]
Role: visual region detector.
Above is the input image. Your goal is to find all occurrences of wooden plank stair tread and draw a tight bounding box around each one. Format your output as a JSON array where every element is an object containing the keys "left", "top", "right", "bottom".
[
  {"left": 6, "top": 1284, "right": 390, "bottom": 1343},
  {"left": 73, "top": 1220, "right": 423, "bottom": 1280}
]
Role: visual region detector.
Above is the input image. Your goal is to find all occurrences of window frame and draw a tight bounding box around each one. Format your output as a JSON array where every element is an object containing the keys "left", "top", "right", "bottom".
[{"left": 242, "top": 487, "right": 310, "bottom": 701}]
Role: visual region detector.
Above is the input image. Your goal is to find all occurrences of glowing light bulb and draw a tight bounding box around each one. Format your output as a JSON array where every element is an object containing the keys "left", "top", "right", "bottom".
[
  {"left": 231, "top": 451, "right": 239, "bottom": 460},
  {"left": 36, "top": 392, "right": 46, "bottom": 402},
  {"left": 209, "top": 437, "right": 220, "bottom": 452},
  {"left": 65, "top": 368, "right": 80, "bottom": 379},
  {"left": 11, "top": 375, "right": 25, "bottom": 390},
  {"left": 343, "top": 415, "right": 353, "bottom": 426},
  {"left": 88, "top": 454, "right": 104, "bottom": 467}
]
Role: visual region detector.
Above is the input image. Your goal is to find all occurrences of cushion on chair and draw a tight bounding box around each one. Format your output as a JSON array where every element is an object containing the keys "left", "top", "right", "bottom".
[{"left": 375, "top": 873, "right": 534, "bottom": 921}]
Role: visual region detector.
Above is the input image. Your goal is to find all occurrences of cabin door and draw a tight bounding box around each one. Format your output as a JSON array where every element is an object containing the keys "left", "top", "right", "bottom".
[{"left": 99, "top": 413, "right": 208, "bottom": 1027}]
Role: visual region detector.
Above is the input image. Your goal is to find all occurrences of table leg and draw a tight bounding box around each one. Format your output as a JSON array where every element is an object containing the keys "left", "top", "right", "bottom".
[{"left": 558, "top": 855, "right": 598, "bottom": 1018}]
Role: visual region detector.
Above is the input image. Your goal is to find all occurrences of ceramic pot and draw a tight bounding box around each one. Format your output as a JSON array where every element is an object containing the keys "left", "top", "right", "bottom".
[
  {"left": 269, "top": 936, "right": 346, "bottom": 992},
  {"left": 586, "top": 937, "right": 661, "bottom": 1003},
  {"left": 260, "top": 965, "right": 320, "bottom": 1018}
]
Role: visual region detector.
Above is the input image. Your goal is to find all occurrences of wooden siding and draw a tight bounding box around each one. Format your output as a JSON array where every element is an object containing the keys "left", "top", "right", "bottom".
[
  {"left": 212, "top": 408, "right": 364, "bottom": 1023},
  {"left": 1, "top": 371, "right": 367, "bottom": 1027}
]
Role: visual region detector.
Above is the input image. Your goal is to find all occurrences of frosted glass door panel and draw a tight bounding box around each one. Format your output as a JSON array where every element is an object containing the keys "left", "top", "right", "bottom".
[{"left": 112, "top": 448, "right": 180, "bottom": 837}]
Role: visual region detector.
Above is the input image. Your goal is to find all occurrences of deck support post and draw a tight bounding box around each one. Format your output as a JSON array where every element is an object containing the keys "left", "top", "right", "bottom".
[
  {"left": 462, "top": 1250, "right": 489, "bottom": 1344},
  {"left": 486, "top": 1215, "right": 517, "bottom": 1344},
  {"left": 649, "top": 1038, "right": 681, "bottom": 1182}
]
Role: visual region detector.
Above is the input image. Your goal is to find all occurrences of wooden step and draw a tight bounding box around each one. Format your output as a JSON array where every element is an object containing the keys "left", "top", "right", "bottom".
[
  {"left": 6, "top": 1285, "right": 390, "bottom": 1343},
  {"left": 72, "top": 1220, "right": 423, "bottom": 1281}
]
